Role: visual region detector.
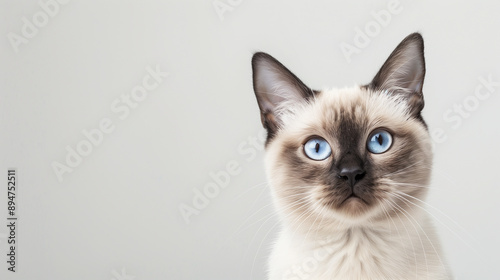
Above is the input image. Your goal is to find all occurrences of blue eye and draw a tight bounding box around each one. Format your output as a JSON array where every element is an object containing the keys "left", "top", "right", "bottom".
[
  {"left": 367, "top": 130, "right": 393, "bottom": 154},
  {"left": 304, "top": 137, "right": 332, "bottom": 160}
]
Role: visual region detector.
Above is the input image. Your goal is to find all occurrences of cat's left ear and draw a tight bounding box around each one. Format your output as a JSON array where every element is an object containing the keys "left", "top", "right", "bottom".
[
  {"left": 367, "top": 33, "right": 426, "bottom": 116},
  {"left": 252, "top": 52, "right": 315, "bottom": 140}
]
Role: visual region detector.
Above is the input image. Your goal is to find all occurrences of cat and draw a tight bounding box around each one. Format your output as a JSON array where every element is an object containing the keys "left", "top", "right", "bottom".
[{"left": 250, "top": 33, "right": 451, "bottom": 279}]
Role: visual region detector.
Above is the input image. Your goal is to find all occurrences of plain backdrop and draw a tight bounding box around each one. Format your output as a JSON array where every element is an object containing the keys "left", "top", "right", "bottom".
[{"left": 1, "top": 0, "right": 499, "bottom": 279}]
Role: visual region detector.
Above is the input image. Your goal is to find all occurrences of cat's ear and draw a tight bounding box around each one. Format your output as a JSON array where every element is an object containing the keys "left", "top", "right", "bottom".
[
  {"left": 368, "top": 33, "right": 426, "bottom": 115},
  {"left": 252, "top": 52, "right": 315, "bottom": 139}
]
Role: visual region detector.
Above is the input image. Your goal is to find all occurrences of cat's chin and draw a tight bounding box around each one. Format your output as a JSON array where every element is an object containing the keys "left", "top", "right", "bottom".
[
  {"left": 340, "top": 196, "right": 365, "bottom": 206},
  {"left": 320, "top": 194, "right": 379, "bottom": 221},
  {"left": 340, "top": 194, "right": 366, "bottom": 205},
  {"left": 334, "top": 198, "right": 372, "bottom": 217}
]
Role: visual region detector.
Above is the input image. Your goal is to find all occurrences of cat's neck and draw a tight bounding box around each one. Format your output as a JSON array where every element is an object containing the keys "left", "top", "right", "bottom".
[
  {"left": 276, "top": 219, "right": 435, "bottom": 280},
  {"left": 283, "top": 208, "right": 427, "bottom": 250}
]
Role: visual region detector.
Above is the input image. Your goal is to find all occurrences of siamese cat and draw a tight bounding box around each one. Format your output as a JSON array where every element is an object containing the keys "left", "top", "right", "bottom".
[{"left": 251, "top": 33, "right": 451, "bottom": 279}]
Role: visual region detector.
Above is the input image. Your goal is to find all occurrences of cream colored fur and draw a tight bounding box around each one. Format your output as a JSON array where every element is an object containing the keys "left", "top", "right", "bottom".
[{"left": 264, "top": 87, "right": 451, "bottom": 280}]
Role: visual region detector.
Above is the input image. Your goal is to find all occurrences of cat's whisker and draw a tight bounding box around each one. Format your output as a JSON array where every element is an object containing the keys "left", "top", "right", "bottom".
[
  {"left": 382, "top": 160, "right": 424, "bottom": 177},
  {"left": 233, "top": 181, "right": 269, "bottom": 200},
  {"left": 312, "top": 202, "right": 330, "bottom": 238},
  {"left": 397, "top": 191, "right": 479, "bottom": 244},
  {"left": 243, "top": 195, "right": 310, "bottom": 233},
  {"left": 234, "top": 194, "right": 311, "bottom": 251},
  {"left": 300, "top": 207, "right": 323, "bottom": 244},
  {"left": 222, "top": 182, "right": 272, "bottom": 240},
  {"left": 249, "top": 196, "right": 313, "bottom": 278},
  {"left": 281, "top": 191, "right": 314, "bottom": 199},
  {"left": 382, "top": 181, "right": 431, "bottom": 188},
  {"left": 242, "top": 190, "right": 316, "bottom": 232},
  {"left": 385, "top": 197, "right": 423, "bottom": 276},
  {"left": 301, "top": 199, "right": 330, "bottom": 247},
  {"left": 393, "top": 191, "right": 482, "bottom": 257},
  {"left": 388, "top": 192, "right": 449, "bottom": 278},
  {"left": 285, "top": 193, "right": 319, "bottom": 243},
  {"left": 228, "top": 187, "right": 274, "bottom": 238},
  {"left": 415, "top": 165, "right": 462, "bottom": 187},
  {"left": 385, "top": 197, "right": 427, "bottom": 278},
  {"left": 246, "top": 198, "right": 311, "bottom": 271},
  {"left": 379, "top": 201, "right": 412, "bottom": 271},
  {"left": 381, "top": 180, "right": 442, "bottom": 191}
]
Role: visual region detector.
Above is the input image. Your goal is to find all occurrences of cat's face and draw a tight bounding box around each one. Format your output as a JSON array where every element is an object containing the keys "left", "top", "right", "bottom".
[
  {"left": 264, "top": 87, "right": 432, "bottom": 226},
  {"left": 252, "top": 33, "right": 431, "bottom": 228}
]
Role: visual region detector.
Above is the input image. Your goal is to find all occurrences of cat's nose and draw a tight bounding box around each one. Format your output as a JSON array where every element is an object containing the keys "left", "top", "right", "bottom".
[{"left": 338, "top": 166, "right": 366, "bottom": 187}]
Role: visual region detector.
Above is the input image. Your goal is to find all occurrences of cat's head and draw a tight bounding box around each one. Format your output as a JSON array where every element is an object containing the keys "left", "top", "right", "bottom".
[{"left": 251, "top": 33, "right": 432, "bottom": 230}]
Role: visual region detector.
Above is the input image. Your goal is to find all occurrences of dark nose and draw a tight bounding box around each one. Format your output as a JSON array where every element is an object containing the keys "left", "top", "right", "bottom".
[
  {"left": 337, "top": 154, "right": 366, "bottom": 187},
  {"left": 338, "top": 167, "right": 366, "bottom": 187}
]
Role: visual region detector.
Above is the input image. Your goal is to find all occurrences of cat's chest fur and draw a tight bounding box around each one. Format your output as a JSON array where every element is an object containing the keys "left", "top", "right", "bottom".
[
  {"left": 251, "top": 33, "right": 452, "bottom": 279},
  {"left": 268, "top": 222, "right": 447, "bottom": 280}
]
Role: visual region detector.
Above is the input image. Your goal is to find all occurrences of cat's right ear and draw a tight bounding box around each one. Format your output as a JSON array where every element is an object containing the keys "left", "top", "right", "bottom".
[
  {"left": 367, "top": 33, "right": 426, "bottom": 116},
  {"left": 251, "top": 52, "right": 314, "bottom": 140}
]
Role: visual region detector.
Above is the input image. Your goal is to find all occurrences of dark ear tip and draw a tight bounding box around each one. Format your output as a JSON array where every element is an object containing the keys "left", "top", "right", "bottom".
[
  {"left": 408, "top": 32, "right": 423, "bottom": 40},
  {"left": 252, "top": 52, "right": 271, "bottom": 65},
  {"left": 404, "top": 32, "right": 424, "bottom": 47}
]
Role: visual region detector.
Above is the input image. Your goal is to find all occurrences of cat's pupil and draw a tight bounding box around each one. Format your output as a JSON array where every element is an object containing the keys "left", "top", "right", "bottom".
[
  {"left": 315, "top": 142, "right": 320, "bottom": 153},
  {"left": 376, "top": 135, "right": 383, "bottom": 145}
]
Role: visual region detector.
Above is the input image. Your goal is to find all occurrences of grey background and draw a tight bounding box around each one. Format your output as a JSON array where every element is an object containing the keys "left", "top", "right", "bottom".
[{"left": 1, "top": 0, "right": 499, "bottom": 279}]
